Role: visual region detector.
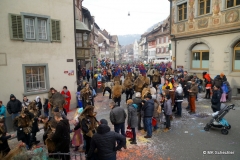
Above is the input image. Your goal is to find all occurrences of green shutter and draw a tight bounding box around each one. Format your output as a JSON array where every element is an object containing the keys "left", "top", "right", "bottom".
[
  {"left": 169, "top": 43, "right": 171, "bottom": 50},
  {"left": 9, "top": 13, "right": 23, "bottom": 40},
  {"left": 51, "top": 19, "right": 61, "bottom": 42}
]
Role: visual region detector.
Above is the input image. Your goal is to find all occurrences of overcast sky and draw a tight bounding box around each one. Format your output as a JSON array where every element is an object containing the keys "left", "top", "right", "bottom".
[{"left": 83, "top": 0, "right": 170, "bottom": 35}]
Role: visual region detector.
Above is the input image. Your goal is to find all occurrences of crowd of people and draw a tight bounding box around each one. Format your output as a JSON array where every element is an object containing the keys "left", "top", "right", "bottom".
[{"left": 0, "top": 60, "right": 233, "bottom": 160}]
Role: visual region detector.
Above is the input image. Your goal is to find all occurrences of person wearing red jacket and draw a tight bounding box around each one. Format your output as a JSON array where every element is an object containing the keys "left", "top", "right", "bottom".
[
  {"left": 203, "top": 72, "right": 212, "bottom": 99},
  {"left": 61, "top": 86, "right": 71, "bottom": 113}
]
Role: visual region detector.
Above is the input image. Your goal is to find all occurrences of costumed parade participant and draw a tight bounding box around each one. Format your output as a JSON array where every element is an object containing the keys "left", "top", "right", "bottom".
[
  {"left": 123, "top": 75, "right": 134, "bottom": 102},
  {"left": 71, "top": 108, "right": 83, "bottom": 151},
  {"left": 81, "top": 83, "right": 93, "bottom": 109},
  {"left": 112, "top": 81, "right": 123, "bottom": 106},
  {"left": 103, "top": 80, "right": 114, "bottom": 99}
]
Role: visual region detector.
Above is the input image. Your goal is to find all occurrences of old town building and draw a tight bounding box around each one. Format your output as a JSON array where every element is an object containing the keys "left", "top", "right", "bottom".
[{"left": 170, "top": 0, "right": 240, "bottom": 95}]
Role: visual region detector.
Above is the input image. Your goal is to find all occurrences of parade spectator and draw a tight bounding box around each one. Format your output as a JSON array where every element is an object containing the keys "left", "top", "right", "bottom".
[
  {"left": 142, "top": 94, "right": 154, "bottom": 138},
  {"left": 0, "top": 101, "right": 7, "bottom": 132},
  {"left": 52, "top": 112, "right": 71, "bottom": 160},
  {"left": 0, "top": 118, "right": 14, "bottom": 157},
  {"left": 163, "top": 95, "right": 172, "bottom": 132},
  {"left": 61, "top": 86, "right": 71, "bottom": 113},
  {"left": 133, "top": 92, "right": 143, "bottom": 130},
  {"left": 87, "top": 119, "right": 126, "bottom": 160},
  {"left": 87, "top": 68, "right": 91, "bottom": 82},
  {"left": 109, "top": 102, "right": 127, "bottom": 137},
  {"left": 53, "top": 107, "right": 67, "bottom": 120},
  {"left": 188, "top": 79, "right": 198, "bottom": 114},
  {"left": 153, "top": 99, "right": 161, "bottom": 131},
  {"left": 203, "top": 72, "right": 212, "bottom": 99},
  {"left": 162, "top": 79, "right": 173, "bottom": 90},
  {"left": 211, "top": 85, "right": 222, "bottom": 112},
  {"left": 22, "top": 96, "right": 31, "bottom": 107},
  {"left": 7, "top": 94, "right": 22, "bottom": 122},
  {"left": 77, "top": 76, "right": 84, "bottom": 90},
  {"left": 174, "top": 81, "right": 183, "bottom": 117},
  {"left": 35, "top": 96, "right": 42, "bottom": 117},
  {"left": 43, "top": 99, "right": 49, "bottom": 117},
  {"left": 127, "top": 99, "right": 138, "bottom": 144},
  {"left": 150, "top": 85, "right": 157, "bottom": 100},
  {"left": 82, "top": 67, "right": 86, "bottom": 80},
  {"left": 71, "top": 108, "right": 83, "bottom": 151}
]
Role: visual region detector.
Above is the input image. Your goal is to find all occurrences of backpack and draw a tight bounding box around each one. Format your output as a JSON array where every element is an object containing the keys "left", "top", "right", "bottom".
[{"left": 222, "top": 82, "right": 229, "bottom": 93}]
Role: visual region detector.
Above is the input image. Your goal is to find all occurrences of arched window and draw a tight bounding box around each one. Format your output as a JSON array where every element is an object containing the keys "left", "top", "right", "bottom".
[
  {"left": 233, "top": 41, "right": 240, "bottom": 71},
  {"left": 191, "top": 43, "right": 209, "bottom": 69}
]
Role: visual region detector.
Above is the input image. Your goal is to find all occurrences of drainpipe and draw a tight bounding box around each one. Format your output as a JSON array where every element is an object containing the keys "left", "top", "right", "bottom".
[
  {"left": 73, "top": 0, "right": 78, "bottom": 80},
  {"left": 174, "top": 38, "right": 177, "bottom": 69},
  {"left": 169, "top": 0, "right": 172, "bottom": 36}
]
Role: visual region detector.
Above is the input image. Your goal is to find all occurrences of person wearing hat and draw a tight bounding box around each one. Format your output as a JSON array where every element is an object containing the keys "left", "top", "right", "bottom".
[
  {"left": 142, "top": 94, "right": 154, "bottom": 138},
  {"left": 188, "top": 79, "right": 199, "bottom": 114},
  {"left": 7, "top": 94, "right": 22, "bottom": 122},
  {"left": 163, "top": 94, "right": 172, "bottom": 132},
  {"left": 0, "top": 118, "right": 14, "bottom": 157},
  {"left": 133, "top": 92, "right": 144, "bottom": 130},
  {"left": 127, "top": 99, "right": 138, "bottom": 144},
  {"left": 87, "top": 119, "right": 126, "bottom": 160}
]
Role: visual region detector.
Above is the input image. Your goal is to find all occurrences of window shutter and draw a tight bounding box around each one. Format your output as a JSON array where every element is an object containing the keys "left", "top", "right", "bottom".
[
  {"left": 169, "top": 43, "right": 171, "bottom": 50},
  {"left": 9, "top": 13, "right": 23, "bottom": 40},
  {"left": 51, "top": 19, "right": 61, "bottom": 42}
]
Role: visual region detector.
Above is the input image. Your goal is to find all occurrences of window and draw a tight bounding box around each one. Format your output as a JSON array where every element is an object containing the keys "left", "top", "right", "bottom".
[
  {"left": 160, "top": 48, "right": 162, "bottom": 53},
  {"left": 227, "top": 0, "right": 240, "bottom": 8},
  {"left": 166, "top": 46, "right": 169, "bottom": 52},
  {"left": 76, "top": 33, "right": 88, "bottom": 47},
  {"left": 23, "top": 64, "right": 49, "bottom": 94},
  {"left": 9, "top": 13, "right": 61, "bottom": 42},
  {"left": 199, "top": 0, "right": 211, "bottom": 15},
  {"left": 233, "top": 42, "right": 240, "bottom": 71},
  {"left": 178, "top": 3, "right": 187, "bottom": 21},
  {"left": 192, "top": 51, "right": 209, "bottom": 69},
  {"left": 166, "top": 36, "right": 169, "bottom": 43},
  {"left": 162, "top": 37, "right": 164, "bottom": 43}
]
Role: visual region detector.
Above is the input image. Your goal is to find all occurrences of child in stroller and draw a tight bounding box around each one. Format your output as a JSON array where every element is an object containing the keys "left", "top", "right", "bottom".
[{"left": 204, "top": 104, "right": 235, "bottom": 135}]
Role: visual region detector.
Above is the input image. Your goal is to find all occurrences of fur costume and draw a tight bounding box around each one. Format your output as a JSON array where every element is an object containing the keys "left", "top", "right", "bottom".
[
  {"left": 1, "top": 143, "right": 26, "bottom": 160},
  {"left": 45, "top": 120, "right": 58, "bottom": 153},
  {"left": 81, "top": 87, "right": 93, "bottom": 102},
  {"left": 112, "top": 81, "right": 123, "bottom": 99},
  {"left": 141, "top": 87, "right": 151, "bottom": 100},
  {"left": 123, "top": 76, "right": 133, "bottom": 90},
  {"left": 48, "top": 88, "right": 57, "bottom": 109},
  {"left": 134, "top": 75, "right": 145, "bottom": 92},
  {"left": 113, "top": 75, "right": 122, "bottom": 85},
  {"left": 152, "top": 69, "right": 160, "bottom": 83},
  {"left": 78, "top": 106, "right": 98, "bottom": 137},
  {"left": 143, "top": 76, "right": 150, "bottom": 85},
  {"left": 14, "top": 112, "right": 33, "bottom": 135},
  {"left": 51, "top": 92, "right": 66, "bottom": 111}
]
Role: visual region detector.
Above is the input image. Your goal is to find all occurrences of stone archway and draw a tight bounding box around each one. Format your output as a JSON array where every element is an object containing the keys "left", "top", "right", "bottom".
[
  {"left": 224, "top": 35, "right": 240, "bottom": 74},
  {"left": 184, "top": 38, "right": 214, "bottom": 71}
]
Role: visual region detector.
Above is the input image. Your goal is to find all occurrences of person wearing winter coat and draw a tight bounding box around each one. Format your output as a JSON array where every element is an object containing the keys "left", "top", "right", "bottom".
[
  {"left": 127, "top": 99, "right": 138, "bottom": 144},
  {"left": 188, "top": 79, "right": 199, "bottom": 114},
  {"left": 7, "top": 94, "right": 22, "bottom": 121},
  {"left": 163, "top": 95, "right": 172, "bottom": 132},
  {"left": 51, "top": 112, "right": 71, "bottom": 160},
  {"left": 142, "top": 94, "right": 154, "bottom": 138},
  {"left": 174, "top": 82, "right": 183, "bottom": 117},
  {"left": 87, "top": 119, "right": 126, "bottom": 160},
  {"left": 0, "top": 118, "right": 14, "bottom": 157},
  {"left": 211, "top": 85, "right": 222, "bottom": 112},
  {"left": 0, "top": 101, "right": 7, "bottom": 132},
  {"left": 109, "top": 102, "right": 127, "bottom": 136},
  {"left": 133, "top": 92, "right": 143, "bottom": 130},
  {"left": 35, "top": 96, "right": 42, "bottom": 117}
]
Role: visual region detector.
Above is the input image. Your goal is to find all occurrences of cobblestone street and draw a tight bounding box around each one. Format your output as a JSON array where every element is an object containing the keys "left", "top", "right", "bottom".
[{"left": 8, "top": 91, "right": 240, "bottom": 160}]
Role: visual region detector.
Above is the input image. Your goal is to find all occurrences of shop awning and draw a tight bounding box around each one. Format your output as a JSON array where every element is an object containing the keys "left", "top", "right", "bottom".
[{"left": 76, "top": 20, "right": 91, "bottom": 32}]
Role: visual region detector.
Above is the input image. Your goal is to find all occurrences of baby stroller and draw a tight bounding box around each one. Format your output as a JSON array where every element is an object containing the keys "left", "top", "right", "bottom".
[{"left": 204, "top": 104, "right": 235, "bottom": 135}]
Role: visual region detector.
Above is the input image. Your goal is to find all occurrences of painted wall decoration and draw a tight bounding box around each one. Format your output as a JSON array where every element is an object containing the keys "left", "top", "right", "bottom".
[
  {"left": 188, "top": 0, "right": 195, "bottom": 22},
  {"left": 212, "top": 0, "right": 221, "bottom": 16},
  {"left": 188, "top": 23, "right": 195, "bottom": 30},
  {"left": 212, "top": 17, "right": 220, "bottom": 25},
  {"left": 198, "top": 18, "right": 209, "bottom": 29},
  {"left": 225, "top": 10, "right": 239, "bottom": 23},
  {"left": 177, "top": 23, "right": 185, "bottom": 32}
]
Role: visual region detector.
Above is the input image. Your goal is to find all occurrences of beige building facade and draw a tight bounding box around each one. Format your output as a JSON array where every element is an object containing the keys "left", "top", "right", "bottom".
[
  {"left": 170, "top": 0, "right": 240, "bottom": 95},
  {"left": 0, "top": 0, "right": 77, "bottom": 112}
]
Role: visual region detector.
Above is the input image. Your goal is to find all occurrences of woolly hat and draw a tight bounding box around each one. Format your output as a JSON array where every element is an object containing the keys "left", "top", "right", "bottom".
[{"left": 100, "top": 119, "right": 108, "bottom": 125}]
